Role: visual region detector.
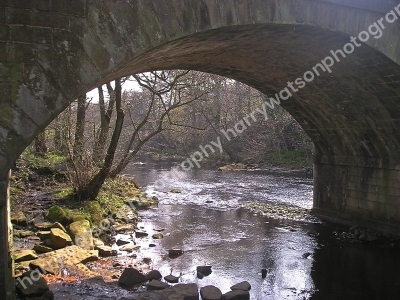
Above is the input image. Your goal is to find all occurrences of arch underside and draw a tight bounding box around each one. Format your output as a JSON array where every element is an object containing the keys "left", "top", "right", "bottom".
[{"left": 107, "top": 24, "right": 400, "bottom": 161}]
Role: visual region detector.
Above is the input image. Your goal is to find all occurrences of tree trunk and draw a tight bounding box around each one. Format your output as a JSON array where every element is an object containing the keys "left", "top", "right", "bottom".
[
  {"left": 35, "top": 130, "right": 47, "bottom": 155},
  {"left": 73, "top": 95, "right": 86, "bottom": 159},
  {"left": 80, "top": 79, "right": 124, "bottom": 200}
]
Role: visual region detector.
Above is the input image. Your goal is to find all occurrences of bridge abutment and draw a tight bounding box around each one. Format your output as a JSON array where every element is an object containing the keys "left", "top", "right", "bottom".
[
  {"left": 314, "top": 155, "right": 400, "bottom": 231},
  {"left": 0, "top": 171, "right": 14, "bottom": 300}
]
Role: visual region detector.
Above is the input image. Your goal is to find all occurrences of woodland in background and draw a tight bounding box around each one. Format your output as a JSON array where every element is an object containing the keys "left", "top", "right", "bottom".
[{"left": 31, "top": 70, "right": 313, "bottom": 200}]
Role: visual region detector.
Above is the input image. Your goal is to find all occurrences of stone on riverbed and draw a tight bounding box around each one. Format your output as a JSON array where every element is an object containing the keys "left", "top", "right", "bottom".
[
  {"left": 33, "top": 221, "right": 54, "bottom": 230},
  {"left": 33, "top": 245, "right": 53, "bottom": 254},
  {"left": 152, "top": 233, "right": 163, "bottom": 239},
  {"left": 14, "top": 250, "right": 38, "bottom": 262},
  {"left": 46, "top": 205, "right": 69, "bottom": 224},
  {"left": 157, "top": 283, "right": 199, "bottom": 300},
  {"left": 230, "top": 281, "right": 251, "bottom": 291},
  {"left": 16, "top": 270, "right": 49, "bottom": 297},
  {"left": 147, "top": 280, "right": 170, "bottom": 291},
  {"left": 95, "top": 245, "right": 117, "bottom": 257},
  {"left": 120, "top": 244, "right": 141, "bottom": 252},
  {"left": 118, "top": 268, "right": 147, "bottom": 288},
  {"left": 221, "top": 290, "right": 250, "bottom": 300},
  {"left": 200, "top": 285, "right": 222, "bottom": 300},
  {"left": 118, "top": 292, "right": 169, "bottom": 300},
  {"left": 197, "top": 266, "right": 212, "bottom": 276},
  {"left": 164, "top": 274, "right": 180, "bottom": 283},
  {"left": 11, "top": 211, "right": 27, "bottom": 226},
  {"left": 135, "top": 231, "right": 149, "bottom": 238},
  {"left": 146, "top": 270, "right": 162, "bottom": 281},
  {"left": 69, "top": 220, "right": 94, "bottom": 250},
  {"left": 50, "top": 228, "right": 72, "bottom": 249},
  {"left": 168, "top": 249, "right": 184, "bottom": 257}
]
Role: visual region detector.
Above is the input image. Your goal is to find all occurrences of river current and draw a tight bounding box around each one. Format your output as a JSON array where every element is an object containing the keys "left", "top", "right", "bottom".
[{"left": 122, "top": 157, "right": 400, "bottom": 300}]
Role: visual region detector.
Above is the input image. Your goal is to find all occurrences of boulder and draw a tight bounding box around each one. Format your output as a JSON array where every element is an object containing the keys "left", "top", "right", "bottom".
[
  {"left": 33, "top": 221, "right": 54, "bottom": 230},
  {"left": 230, "top": 281, "right": 251, "bottom": 291},
  {"left": 69, "top": 220, "right": 94, "bottom": 250},
  {"left": 30, "top": 246, "right": 98, "bottom": 274},
  {"left": 11, "top": 211, "right": 27, "bottom": 226},
  {"left": 120, "top": 244, "right": 141, "bottom": 252},
  {"left": 15, "top": 230, "right": 35, "bottom": 238},
  {"left": 221, "top": 290, "right": 250, "bottom": 300},
  {"left": 16, "top": 270, "right": 49, "bottom": 297},
  {"left": 168, "top": 249, "right": 184, "bottom": 257},
  {"left": 164, "top": 274, "right": 179, "bottom": 283},
  {"left": 147, "top": 280, "right": 170, "bottom": 291},
  {"left": 119, "top": 292, "right": 168, "bottom": 300},
  {"left": 51, "top": 222, "right": 67, "bottom": 232},
  {"left": 135, "top": 231, "right": 149, "bottom": 238},
  {"left": 200, "top": 285, "right": 222, "bottom": 300},
  {"left": 46, "top": 206, "right": 68, "bottom": 224},
  {"left": 33, "top": 245, "right": 53, "bottom": 254},
  {"left": 93, "top": 238, "right": 105, "bottom": 247},
  {"left": 197, "top": 266, "right": 212, "bottom": 276},
  {"left": 118, "top": 268, "right": 147, "bottom": 288},
  {"left": 96, "top": 245, "right": 117, "bottom": 257},
  {"left": 170, "top": 189, "right": 181, "bottom": 193},
  {"left": 50, "top": 228, "right": 72, "bottom": 249},
  {"left": 152, "top": 233, "right": 164, "bottom": 239},
  {"left": 146, "top": 270, "right": 162, "bottom": 281},
  {"left": 158, "top": 283, "right": 199, "bottom": 300},
  {"left": 42, "top": 290, "right": 55, "bottom": 300},
  {"left": 14, "top": 250, "right": 38, "bottom": 263},
  {"left": 116, "top": 239, "right": 131, "bottom": 246},
  {"left": 37, "top": 231, "right": 51, "bottom": 240}
]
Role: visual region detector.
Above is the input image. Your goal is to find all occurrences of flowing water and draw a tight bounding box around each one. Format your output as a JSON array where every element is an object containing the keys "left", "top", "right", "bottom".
[{"left": 122, "top": 156, "right": 400, "bottom": 300}]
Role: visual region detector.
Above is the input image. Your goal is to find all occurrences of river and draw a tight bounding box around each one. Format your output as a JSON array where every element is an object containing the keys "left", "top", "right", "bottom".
[{"left": 123, "top": 156, "right": 400, "bottom": 300}]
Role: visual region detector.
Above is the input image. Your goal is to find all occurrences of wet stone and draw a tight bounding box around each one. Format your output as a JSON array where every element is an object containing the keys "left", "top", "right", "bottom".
[
  {"left": 222, "top": 290, "right": 250, "bottom": 300},
  {"left": 147, "top": 279, "right": 170, "bottom": 291},
  {"left": 200, "top": 285, "right": 222, "bottom": 300},
  {"left": 230, "top": 281, "right": 251, "bottom": 291},
  {"left": 118, "top": 268, "right": 147, "bottom": 288},
  {"left": 146, "top": 270, "right": 162, "bottom": 281},
  {"left": 164, "top": 274, "right": 179, "bottom": 283}
]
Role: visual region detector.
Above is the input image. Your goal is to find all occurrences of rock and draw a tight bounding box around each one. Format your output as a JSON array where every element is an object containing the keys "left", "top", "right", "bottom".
[
  {"left": 135, "top": 231, "right": 149, "bottom": 238},
  {"left": 50, "top": 228, "right": 72, "bottom": 249},
  {"left": 221, "top": 290, "right": 250, "bottom": 300},
  {"left": 147, "top": 280, "right": 170, "bottom": 291},
  {"left": 11, "top": 211, "right": 28, "bottom": 226},
  {"left": 149, "top": 243, "right": 157, "bottom": 247},
  {"left": 37, "top": 231, "right": 51, "bottom": 240},
  {"left": 15, "top": 260, "right": 33, "bottom": 271},
  {"left": 33, "top": 245, "right": 53, "bottom": 254},
  {"left": 119, "top": 292, "right": 169, "bottom": 300},
  {"left": 16, "top": 270, "right": 49, "bottom": 297},
  {"left": 69, "top": 220, "right": 94, "bottom": 250},
  {"left": 197, "top": 272, "right": 204, "bottom": 279},
  {"left": 15, "top": 230, "right": 36, "bottom": 238},
  {"left": 43, "top": 239, "right": 54, "bottom": 248},
  {"left": 96, "top": 245, "right": 117, "bottom": 257},
  {"left": 143, "top": 257, "right": 152, "bottom": 264},
  {"left": 33, "top": 221, "right": 54, "bottom": 230},
  {"left": 154, "top": 228, "right": 165, "bottom": 232},
  {"left": 51, "top": 222, "right": 67, "bottom": 232},
  {"left": 152, "top": 233, "right": 163, "bottom": 239},
  {"left": 164, "top": 274, "right": 179, "bottom": 283},
  {"left": 197, "top": 266, "right": 212, "bottom": 276},
  {"left": 168, "top": 249, "right": 184, "bottom": 257},
  {"left": 116, "top": 239, "right": 131, "bottom": 246},
  {"left": 302, "top": 252, "right": 311, "bottom": 259},
  {"left": 170, "top": 189, "right": 181, "bottom": 193},
  {"left": 93, "top": 238, "right": 105, "bottom": 247},
  {"left": 42, "top": 290, "right": 55, "bottom": 300},
  {"left": 14, "top": 250, "right": 38, "bottom": 263},
  {"left": 46, "top": 205, "right": 68, "bottom": 224},
  {"left": 30, "top": 246, "right": 98, "bottom": 274},
  {"left": 230, "top": 281, "right": 251, "bottom": 291},
  {"left": 120, "top": 244, "right": 141, "bottom": 252},
  {"left": 118, "top": 268, "right": 146, "bottom": 288},
  {"left": 114, "top": 224, "right": 134, "bottom": 232},
  {"left": 158, "top": 283, "right": 199, "bottom": 300},
  {"left": 261, "top": 269, "right": 267, "bottom": 278},
  {"left": 200, "top": 285, "right": 222, "bottom": 300},
  {"left": 146, "top": 270, "right": 162, "bottom": 281}
]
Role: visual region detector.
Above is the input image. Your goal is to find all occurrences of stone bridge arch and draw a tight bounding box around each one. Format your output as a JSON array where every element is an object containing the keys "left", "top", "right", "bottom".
[{"left": 1, "top": 0, "right": 400, "bottom": 298}]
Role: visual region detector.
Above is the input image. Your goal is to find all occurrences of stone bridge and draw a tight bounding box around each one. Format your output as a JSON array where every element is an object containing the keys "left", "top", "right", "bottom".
[{"left": 1, "top": 0, "right": 400, "bottom": 298}]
